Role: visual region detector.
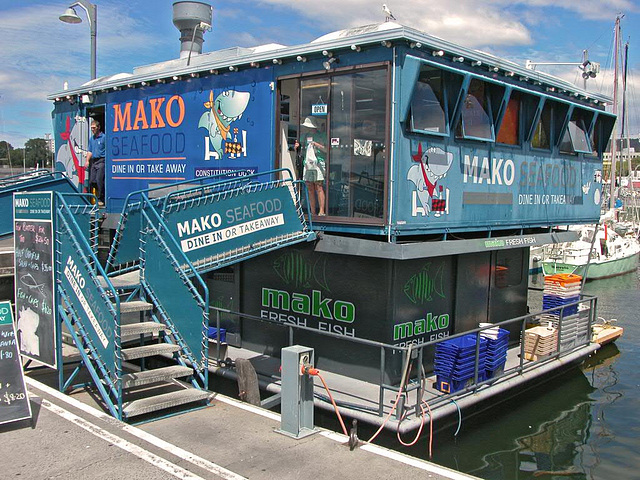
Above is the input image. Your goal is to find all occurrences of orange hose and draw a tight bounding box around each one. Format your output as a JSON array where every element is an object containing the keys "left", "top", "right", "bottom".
[
  {"left": 315, "top": 372, "right": 348, "bottom": 436},
  {"left": 421, "top": 400, "right": 434, "bottom": 458},
  {"left": 367, "top": 350, "right": 414, "bottom": 444},
  {"left": 396, "top": 401, "right": 426, "bottom": 446}
]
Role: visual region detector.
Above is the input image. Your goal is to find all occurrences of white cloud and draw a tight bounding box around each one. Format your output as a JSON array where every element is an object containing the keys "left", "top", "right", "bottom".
[
  {"left": 0, "top": 2, "right": 173, "bottom": 146},
  {"left": 510, "top": 0, "right": 636, "bottom": 21},
  {"left": 254, "top": 0, "right": 532, "bottom": 47},
  {"left": 0, "top": 0, "right": 638, "bottom": 146}
]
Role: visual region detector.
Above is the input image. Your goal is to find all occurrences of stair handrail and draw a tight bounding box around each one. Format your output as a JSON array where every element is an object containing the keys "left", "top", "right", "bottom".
[
  {"left": 160, "top": 168, "right": 295, "bottom": 210},
  {"left": 158, "top": 169, "right": 315, "bottom": 274},
  {"left": 106, "top": 169, "right": 255, "bottom": 274},
  {"left": 161, "top": 168, "right": 313, "bottom": 233},
  {"left": 0, "top": 169, "right": 80, "bottom": 192},
  {"left": 0, "top": 168, "right": 54, "bottom": 188},
  {"left": 55, "top": 192, "right": 123, "bottom": 415},
  {"left": 139, "top": 192, "right": 209, "bottom": 386},
  {"left": 57, "top": 192, "right": 100, "bottom": 257}
]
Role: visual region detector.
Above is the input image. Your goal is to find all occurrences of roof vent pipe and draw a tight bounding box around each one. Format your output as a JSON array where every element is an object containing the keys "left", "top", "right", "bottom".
[{"left": 172, "top": 1, "right": 213, "bottom": 59}]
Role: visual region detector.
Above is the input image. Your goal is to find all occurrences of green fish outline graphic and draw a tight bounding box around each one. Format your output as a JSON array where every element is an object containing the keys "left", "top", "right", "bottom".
[
  {"left": 273, "top": 251, "right": 330, "bottom": 292},
  {"left": 403, "top": 262, "right": 445, "bottom": 304}
]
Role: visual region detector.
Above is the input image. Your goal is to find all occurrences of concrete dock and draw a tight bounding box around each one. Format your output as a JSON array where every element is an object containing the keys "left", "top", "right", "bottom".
[{"left": 2, "top": 367, "right": 479, "bottom": 480}]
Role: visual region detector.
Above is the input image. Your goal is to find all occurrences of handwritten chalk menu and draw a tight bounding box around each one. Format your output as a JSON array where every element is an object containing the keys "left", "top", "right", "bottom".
[
  {"left": 0, "top": 300, "right": 32, "bottom": 425},
  {"left": 14, "top": 192, "right": 57, "bottom": 368}
]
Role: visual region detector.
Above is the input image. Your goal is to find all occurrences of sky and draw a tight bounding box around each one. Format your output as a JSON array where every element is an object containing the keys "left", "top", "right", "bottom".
[{"left": 0, "top": 0, "right": 638, "bottom": 147}]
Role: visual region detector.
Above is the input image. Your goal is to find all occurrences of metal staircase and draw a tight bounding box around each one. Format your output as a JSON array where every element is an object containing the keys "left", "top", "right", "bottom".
[
  {"left": 54, "top": 169, "right": 313, "bottom": 422},
  {"left": 56, "top": 194, "right": 210, "bottom": 422}
]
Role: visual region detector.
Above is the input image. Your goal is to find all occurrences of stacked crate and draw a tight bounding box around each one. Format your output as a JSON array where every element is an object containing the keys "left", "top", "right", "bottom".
[
  {"left": 524, "top": 325, "right": 558, "bottom": 360},
  {"left": 434, "top": 334, "right": 487, "bottom": 394},
  {"left": 542, "top": 273, "right": 581, "bottom": 320},
  {"left": 541, "top": 273, "right": 588, "bottom": 350},
  {"left": 481, "top": 327, "right": 509, "bottom": 378}
]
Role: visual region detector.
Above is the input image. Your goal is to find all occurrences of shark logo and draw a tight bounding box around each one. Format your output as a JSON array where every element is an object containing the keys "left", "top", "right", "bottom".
[
  {"left": 407, "top": 143, "right": 453, "bottom": 217},
  {"left": 199, "top": 90, "right": 250, "bottom": 159},
  {"left": 56, "top": 115, "right": 89, "bottom": 189}
]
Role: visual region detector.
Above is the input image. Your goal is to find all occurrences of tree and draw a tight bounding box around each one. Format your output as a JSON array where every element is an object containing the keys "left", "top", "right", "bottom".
[
  {"left": 24, "top": 138, "right": 50, "bottom": 168},
  {"left": 0, "top": 140, "right": 13, "bottom": 167}
]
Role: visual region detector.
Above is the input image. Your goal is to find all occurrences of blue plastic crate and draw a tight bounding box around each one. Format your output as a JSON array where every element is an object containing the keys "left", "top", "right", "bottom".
[
  {"left": 486, "top": 347, "right": 508, "bottom": 361},
  {"left": 485, "top": 356, "right": 507, "bottom": 368},
  {"left": 435, "top": 372, "right": 487, "bottom": 394},
  {"left": 485, "top": 361, "right": 506, "bottom": 378},
  {"left": 435, "top": 367, "right": 485, "bottom": 380},
  {"left": 207, "top": 327, "right": 226, "bottom": 343},
  {"left": 436, "top": 334, "right": 488, "bottom": 356}
]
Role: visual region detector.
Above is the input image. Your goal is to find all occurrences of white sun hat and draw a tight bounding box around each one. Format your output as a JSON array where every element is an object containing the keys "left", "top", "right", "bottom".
[{"left": 301, "top": 116, "right": 317, "bottom": 128}]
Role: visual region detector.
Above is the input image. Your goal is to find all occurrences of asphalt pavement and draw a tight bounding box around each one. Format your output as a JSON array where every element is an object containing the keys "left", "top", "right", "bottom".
[{"left": 1, "top": 371, "right": 479, "bottom": 480}]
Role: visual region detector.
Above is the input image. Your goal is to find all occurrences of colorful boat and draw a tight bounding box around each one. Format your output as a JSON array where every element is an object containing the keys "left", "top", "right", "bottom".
[{"left": 541, "top": 223, "right": 640, "bottom": 280}]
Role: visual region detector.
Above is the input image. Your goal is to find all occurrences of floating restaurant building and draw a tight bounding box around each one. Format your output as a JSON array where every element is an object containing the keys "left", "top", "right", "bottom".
[{"left": 29, "top": 3, "right": 616, "bottom": 429}]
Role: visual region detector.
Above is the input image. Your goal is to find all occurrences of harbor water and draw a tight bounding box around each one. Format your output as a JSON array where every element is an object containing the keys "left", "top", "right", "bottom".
[{"left": 396, "top": 268, "right": 640, "bottom": 479}]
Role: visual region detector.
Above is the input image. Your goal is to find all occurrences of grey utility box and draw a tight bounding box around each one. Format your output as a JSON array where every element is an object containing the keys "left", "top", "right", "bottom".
[{"left": 277, "top": 345, "right": 318, "bottom": 439}]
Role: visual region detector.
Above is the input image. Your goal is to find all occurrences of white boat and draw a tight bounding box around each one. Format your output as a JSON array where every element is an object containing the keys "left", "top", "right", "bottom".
[{"left": 541, "top": 222, "right": 640, "bottom": 279}]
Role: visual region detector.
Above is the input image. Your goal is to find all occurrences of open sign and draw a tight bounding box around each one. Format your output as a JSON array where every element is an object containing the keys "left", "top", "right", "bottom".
[{"left": 311, "top": 104, "right": 328, "bottom": 116}]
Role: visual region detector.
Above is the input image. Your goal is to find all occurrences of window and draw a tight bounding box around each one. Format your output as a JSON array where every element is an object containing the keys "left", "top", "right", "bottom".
[
  {"left": 494, "top": 249, "right": 523, "bottom": 288},
  {"left": 560, "top": 109, "right": 593, "bottom": 154},
  {"left": 590, "top": 113, "right": 616, "bottom": 155},
  {"left": 531, "top": 102, "right": 551, "bottom": 149},
  {"left": 497, "top": 91, "right": 520, "bottom": 145},
  {"left": 410, "top": 65, "right": 447, "bottom": 134},
  {"left": 328, "top": 69, "right": 387, "bottom": 219},
  {"left": 456, "top": 79, "right": 493, "bottom": 141},
  {"left": 277, "top": 66, "right": 388, "bottom": 222}
]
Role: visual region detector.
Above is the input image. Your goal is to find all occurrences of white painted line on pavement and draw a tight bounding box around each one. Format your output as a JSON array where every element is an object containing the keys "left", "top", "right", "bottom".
[
  {"left": 319, "top": 430, "right": 348, "bottom": 443},
  {"left": 26, "top": 378, "right": 246, "bottom": 480},
  {"left": 360, "top": 443, "right": 476, "bottom": 480},
  {"left": 40, "top": 399, "right": 206, "bottom": 480},
  {"left": 212, "top": 393, "right": 281, "bottom": 421},
  {"left": 28, "top": 378, "right": 473, "bottom": 479}
]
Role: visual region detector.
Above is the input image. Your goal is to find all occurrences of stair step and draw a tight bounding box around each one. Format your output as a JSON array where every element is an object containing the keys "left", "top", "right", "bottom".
[
  {"left": 98, "top": 270, "right": 141, "bottom": 289},
  {"left": 123, "top": 388, "right": 210, "bottom": 418},
  {"left": 121, "top": 343, "right": 180, "bottom": 361},
  {"left": 121, "top": 321, "right": 165, "bottom": 337},
  {"left": 121, "top": 366, "right": 193, "bottom": 388},
  {"left": 119, "top": 301, "right": 154, "bottom": 314}
]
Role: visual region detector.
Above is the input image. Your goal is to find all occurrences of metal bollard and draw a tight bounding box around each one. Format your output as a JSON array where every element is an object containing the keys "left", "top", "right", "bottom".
[{"left": 276, "top": 345, "right": 318, "bottom": 439}]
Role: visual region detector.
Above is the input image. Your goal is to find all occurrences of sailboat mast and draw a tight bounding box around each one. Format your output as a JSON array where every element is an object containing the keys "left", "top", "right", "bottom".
[{"left": 609, "top": 15, "right": 621, "bottom": 211}]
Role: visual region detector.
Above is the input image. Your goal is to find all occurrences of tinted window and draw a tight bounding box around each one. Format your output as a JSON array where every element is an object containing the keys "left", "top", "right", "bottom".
[
  {"left": 410, "top": 65, "right": 447, "bottom": 134},
  {"left": 497, "top": 91, "right": 520, "bottom": 145},
  {"left": 532, "top": 102, "right": 551, "bottom": 149},
  {"left": 457, "top": 79, "right": 493, "bottom": 140}
]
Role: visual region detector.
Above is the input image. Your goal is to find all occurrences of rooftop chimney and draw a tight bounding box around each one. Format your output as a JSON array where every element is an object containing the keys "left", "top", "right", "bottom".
[{"left": 173, "top": 1, "right": 213, "bottom": 59}]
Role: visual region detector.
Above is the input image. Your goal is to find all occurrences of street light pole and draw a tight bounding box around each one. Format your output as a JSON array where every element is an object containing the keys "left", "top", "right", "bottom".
[{"left": 59, "top": 0, "right": 98, "bottom": 80}]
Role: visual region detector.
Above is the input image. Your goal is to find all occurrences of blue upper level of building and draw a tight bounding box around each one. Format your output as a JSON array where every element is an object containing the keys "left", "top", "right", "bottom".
[{"left": 49, "top": 22, "right": 616, "bottom": 239}]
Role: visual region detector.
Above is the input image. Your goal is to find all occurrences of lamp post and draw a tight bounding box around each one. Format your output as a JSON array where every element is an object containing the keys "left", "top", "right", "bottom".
[{"left": 59, "top": 1, "right": 97, "bottom": 80}]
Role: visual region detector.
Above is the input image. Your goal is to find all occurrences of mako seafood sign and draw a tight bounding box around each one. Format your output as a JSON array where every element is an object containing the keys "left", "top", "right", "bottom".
[{"left": 165, "top": 184, "right": 306, "bottom": 265}]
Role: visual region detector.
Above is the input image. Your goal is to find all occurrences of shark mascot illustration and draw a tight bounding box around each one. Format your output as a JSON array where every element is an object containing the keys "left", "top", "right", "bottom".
[
  {"left": 407, "top": 143, "right": 453, "bottom": 217},
  {"left": 198, "top": 89, "right": 251, "bottom": 159},
  {"left": 56, "top": 115, "right": 89, "bottom": 189}
]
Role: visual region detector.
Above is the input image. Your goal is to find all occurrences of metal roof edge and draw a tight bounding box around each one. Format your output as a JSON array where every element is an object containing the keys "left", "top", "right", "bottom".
[{"left": 48, "top": 22, "right": 612, "bottom": 105}]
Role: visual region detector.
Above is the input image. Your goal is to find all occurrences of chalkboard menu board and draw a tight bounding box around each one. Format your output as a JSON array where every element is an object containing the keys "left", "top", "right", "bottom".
[
  {"left": 0, "top": 300, "right": 32, "bottom": 425},
  {"left": 14, "top": 192, "right": 57, "bottom": 368}
]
